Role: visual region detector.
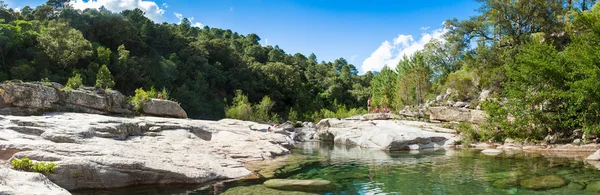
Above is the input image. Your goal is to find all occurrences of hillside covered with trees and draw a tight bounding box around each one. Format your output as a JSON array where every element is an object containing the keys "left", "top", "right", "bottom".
[
  {"left": 369, "top": 0, "right": 600, "bottom": 142},
  {"left": 0, "top": 0, "right": 372, "bottom": 121}
]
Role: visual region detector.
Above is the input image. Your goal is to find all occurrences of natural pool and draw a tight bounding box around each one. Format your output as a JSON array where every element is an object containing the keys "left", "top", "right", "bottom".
[{"left": 74, "top": 142, "right": 600, "bottom": 195}]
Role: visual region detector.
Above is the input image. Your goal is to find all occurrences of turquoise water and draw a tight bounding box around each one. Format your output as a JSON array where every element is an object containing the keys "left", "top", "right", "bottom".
[{"left": 74, "top": 142, "right": 600, "bottom": 195}]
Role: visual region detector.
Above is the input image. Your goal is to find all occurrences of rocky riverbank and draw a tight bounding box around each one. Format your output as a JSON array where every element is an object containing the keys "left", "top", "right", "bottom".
[{"left": 0, "top": 113, "right": 297, "bottom": 194}]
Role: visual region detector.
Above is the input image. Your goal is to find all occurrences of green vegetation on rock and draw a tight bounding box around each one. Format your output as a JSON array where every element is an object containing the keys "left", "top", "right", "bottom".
[
  {"left": 11, "top": 158, "right": 57, "bottom": 174},
  {"left": 519, "top": 175, "right": 567, "bottom": 190}
]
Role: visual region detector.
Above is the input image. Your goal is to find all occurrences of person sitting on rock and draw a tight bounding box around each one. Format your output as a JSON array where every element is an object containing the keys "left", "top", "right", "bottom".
[
  {"left": 374, "top": 106, "right": 380, "bottom": 113},
  {"left": 157, "top": 92, "right": 163, "bottom": 100}
]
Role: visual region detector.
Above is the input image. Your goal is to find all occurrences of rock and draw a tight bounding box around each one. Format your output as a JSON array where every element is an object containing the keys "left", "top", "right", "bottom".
[
  {"left": 568, "top": 182, "right": 585, "bottom": 190},
  {"left": 481, "top": 149, "right": 503, "bottom": 156},
  {"left": 479, "top": 90, "right": 491, "bottom": 102},
  {"left": 493, "top": 178, "right": 519, "bottom": 189},
  {"left": 519, "top": 175, "right": 567, "bottom": 190},
  {"left": 586, "top": 181, "right": 600, "bottom": 192},
  {"left": 436, "top": 95, "right": 443, "bottom": 102},
  {"left": 263, "top": 179, "right": 335, "bottom": 192},
  {"left": 0, "top": 113, "right": 294, "bottom": 191},
  {"left": 574, "top": 139, "right": 582, "bottom": 144},
  {"left": 362, "top": 113, "right": 389, "bottom": 120},
  {"left": 222, "top": 185, "right": 318, "bottom": 195},
  {"left": 427, "top": 106, "right": 488, "bottom": 124},
  {"left": 142, "top": 99, "right": 188, "bottom": 118},
  {"left": 475, "top": 143, "right": 495, "bottom": 149},
  {"left": 321, "top": 120, "right": 455, "bottom": 150},
  {"left": 294, "top": 127, "right": 316, "bottom": 142},
  {"left": 0, "top": 82, "right": 60, "bottom": 110},
  {"left": 586, "top": 149, "right": 600, "bottom": 161},
  {"left": 0, "top": 166, "right": 70, "bottom": 195},
  {"left": 302, "top": 122, "right": 316, "bottom": 129},
  {"left": 64, "top": 89, "right": 131, "bottom": 115},
  {"left": 504, "top": 138, "right": 516, "bottom": 145},
  {"left": 453, "top": 101, "right": 468, "bottom": 108}
]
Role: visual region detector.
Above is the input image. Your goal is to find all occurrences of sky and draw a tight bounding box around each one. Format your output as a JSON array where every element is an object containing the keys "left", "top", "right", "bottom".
[{"left": 6, "top": 0, "right": 481, "bottom": 74}]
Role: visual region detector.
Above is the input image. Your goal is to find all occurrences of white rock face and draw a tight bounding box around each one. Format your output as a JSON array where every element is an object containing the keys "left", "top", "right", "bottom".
[
  {"left": 313, "top": 119, "right": 456, "bottom": 150},
  {"left": 0, "top": 113, "right": 293, "bottom": 191},
  {"left": 0, "top": 166, "right": 71, "bottom": 195}
]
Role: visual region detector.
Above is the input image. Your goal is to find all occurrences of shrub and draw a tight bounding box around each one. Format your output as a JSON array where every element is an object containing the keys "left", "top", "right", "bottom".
[
  {"left": 131, "top": 88, "right": 150, "bottom": 113},
  {"left": 95, "top": 64, "right": 115, "bottom": 89},
  {"left": 225, "top": 90, "right": 253, "bottom": 121},
  {"left": 11, "top": 158, "right": 57, "bottom": 174},
  {"left": 160, "top": 87, "right": 170, "bottom": 100},
  {"left": 288, "top": 108, "right": 298, "bottom": 122},
  {"left": 456, "top": 122, "right": 478, "bottom": 146},
  {"left": 64, "top": 73, "right": 82, "bottom": 90},
  {"left": 293, "top": 122, "right": 303, "bottom": 128}
]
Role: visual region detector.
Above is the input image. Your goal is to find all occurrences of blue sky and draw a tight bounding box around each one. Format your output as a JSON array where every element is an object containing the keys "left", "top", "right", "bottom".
[{"left": 6, "top": 0, "right": 481, "bottom": 73}]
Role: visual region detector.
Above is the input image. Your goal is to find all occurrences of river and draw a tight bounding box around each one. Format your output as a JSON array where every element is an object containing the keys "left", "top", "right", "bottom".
[{"left": 74, "top": 142, "right": 600, "bottom": 194}]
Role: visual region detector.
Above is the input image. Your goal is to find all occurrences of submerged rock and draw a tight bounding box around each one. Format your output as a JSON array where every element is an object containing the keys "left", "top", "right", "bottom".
[
  {"left": 519, "top": 175, "right": 566, "bottom": 190},
  {"left": 222, "top": 184, "right": 318, "bottom": 195},
  {"left": 586, "top": 181, "right": 600, "bottom": 192},
  {"left": 263, "top": 179, "right": 335, "bottom": 192},
  {"left": 481, "top": 149, "right": 503, "bottom": 156},
  {"left": 568, "top": 182, "right": 586, "bottom": 190}
]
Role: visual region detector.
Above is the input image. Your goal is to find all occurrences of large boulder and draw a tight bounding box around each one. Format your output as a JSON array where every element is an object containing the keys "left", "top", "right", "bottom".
[
  {"left": 316, "top": 119, "right": 455, "bottom": 150},
  {"left": 0, "top": 166, "right": 70, "bottom": 195},
  {"left": 63, "top": 88, "right": 131, "bottom": 115},
  {"left": 0, "top": 113, "right": 294, "bottom": 191},
  {"left": 427, "top": 106, "right": 488, "bottom": 124},
  {"left": 142, "top": 99, "right": 188, "bottom": 118},
  {"left": 263, "top": 179, "right": 335, "bottom": 192},
  {"left": 0, "top": 82, "right": 60, "bottom": 110}
]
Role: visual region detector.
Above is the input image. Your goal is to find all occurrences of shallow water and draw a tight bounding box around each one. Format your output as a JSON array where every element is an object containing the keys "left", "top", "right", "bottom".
[{"left": 74, "top": 142, "right": 600, "bottom": 195}]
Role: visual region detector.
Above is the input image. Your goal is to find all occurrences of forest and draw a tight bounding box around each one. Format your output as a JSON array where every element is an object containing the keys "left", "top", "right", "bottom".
[
  {"left": 2, "top": 0, "right": 600, "bottom": 142},
  {"left": 0, "top": 0, "right": 372, "bottom": 122}
]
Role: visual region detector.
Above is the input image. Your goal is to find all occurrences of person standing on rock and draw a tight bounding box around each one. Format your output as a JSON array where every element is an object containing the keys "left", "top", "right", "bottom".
[{"left": 367, "top": 97, "right": 372, "bottom": 113}]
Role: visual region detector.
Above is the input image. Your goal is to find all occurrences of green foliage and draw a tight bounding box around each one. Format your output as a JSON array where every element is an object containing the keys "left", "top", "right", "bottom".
[
  {"left": 11, "top": 158, "right": 57, "bottom": 174},
  {"left": 95, "top": 64, "right": 115, "bottom": 89},
  {"left": 64, "top": 73, "right": 82, "bottom": 90},
  {"left": 287, "top": 108, "right": 298, "bottom": 122},
  {"left": 254, "top": 96, "right": 275, "bottom": 122},
  {"left": 445, "top": 69, "right": 477, "bottom": 101},
  {"left": 131, "top": 88, "right": 150, "bottom": 113},
  {"left": 160, "top": 87, "right": 170, "bottom": 100},
  {"left": 456, "top": 122, "right": 478, "bottom": 146},
  {"left": 225, "top": 90, "right": 253, "bottom": 121},
  {"left": 37, "top": 20, "right": 92, "bottom": 67}
]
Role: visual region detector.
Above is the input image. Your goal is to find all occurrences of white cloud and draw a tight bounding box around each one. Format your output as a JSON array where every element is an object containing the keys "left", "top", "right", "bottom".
[
  {"left": 14, "top": 7, "right": 21, "bottom": 12},
  {"left": 174, "top": 12, "right": 183, "bottom": 20},
  {"left": 162, "top": 3, "right": 168, "bottom": 8},
  {"left": 361, "top": 26, "right": 448, "bottom": 73},
  {"left": 70, "top": 0, "right": 166, "bottom": 22},
  {"left": 265, "top": 38, "right": 269, "bottom": 45},
  {"left": 174, "top": 12, "right": 204, "bottom": 28}
]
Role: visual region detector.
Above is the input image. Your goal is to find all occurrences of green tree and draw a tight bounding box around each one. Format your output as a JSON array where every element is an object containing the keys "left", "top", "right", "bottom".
[
  {"left": 37, "top": 20, "right": 92, "bottom": 67},
  {"left": 95, "top": 64, "right": 115, "bottom": 89}
]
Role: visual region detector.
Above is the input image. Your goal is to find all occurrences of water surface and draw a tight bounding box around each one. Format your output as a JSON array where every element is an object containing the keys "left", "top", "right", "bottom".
[{"left": 74, "top": 142, "right": 600, "bottom": 195}]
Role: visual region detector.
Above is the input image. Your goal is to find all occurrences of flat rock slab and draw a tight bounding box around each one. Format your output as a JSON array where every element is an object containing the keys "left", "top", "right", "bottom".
[
  {"left": 0, "top": 113, "right": 294, "bottom": 191},
  {"left": 481, "top": 149, "right": 503, "bottom": 156},
  {"left": 263, "top": 179, "right": 335, "bottom": 192},
  {"left": 0, "top": 166, "right": 70, "bottom": 195}
]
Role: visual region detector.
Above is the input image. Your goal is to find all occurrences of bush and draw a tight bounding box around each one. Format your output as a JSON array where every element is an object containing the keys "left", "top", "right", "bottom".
[
  {"left": 131, "top": 88, "right": 150, "bottom": 113},
  {"left": 456, "top": 122, "right": 478, "bottom": 146},
  {"left": 253, "top": 96, "right": 275, "bottom": 122},
  {"left": 11, "top": 158, "right": 57, "bottom": 174},
  {"left": 225, "top": 90, "right": 253, "bottom": 121},
  {"left": 95, "top": 64, "right": 115, "bottom": 89},
  {"left": 64, "top": 73, "right": 82, "bottom": 90},
  {"left": 288, "top": 108, "right": 298, "bottom": 122}
]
